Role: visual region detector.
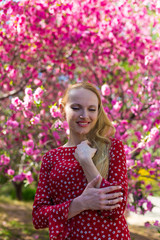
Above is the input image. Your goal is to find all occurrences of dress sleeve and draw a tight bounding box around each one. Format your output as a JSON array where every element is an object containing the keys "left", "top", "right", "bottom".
[
  {"left": 32, "top": 151, "right": 72, "bottom": 239},
  {"left": 99, "top": 138, "right": 128, "bottom": 219}
]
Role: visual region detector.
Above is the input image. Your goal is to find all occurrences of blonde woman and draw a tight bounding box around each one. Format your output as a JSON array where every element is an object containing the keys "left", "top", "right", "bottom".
[{"left": 32, "top": 82, "right": 131, "bottom": 240}]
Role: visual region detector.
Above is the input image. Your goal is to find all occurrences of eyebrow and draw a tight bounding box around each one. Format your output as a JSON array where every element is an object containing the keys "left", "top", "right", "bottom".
[{"left": 71, "top": 103, "right": 97, "bottom": 108}]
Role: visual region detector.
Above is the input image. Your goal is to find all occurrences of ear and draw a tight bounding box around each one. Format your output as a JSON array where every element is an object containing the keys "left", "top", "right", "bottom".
[{"left": 59, "top": 103, "right": 66, "bottom": 119}]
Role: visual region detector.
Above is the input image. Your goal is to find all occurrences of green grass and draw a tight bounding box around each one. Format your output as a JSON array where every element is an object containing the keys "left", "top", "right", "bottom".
[{"left": 0, "top": 196, "right": 49, "bottom": 240}]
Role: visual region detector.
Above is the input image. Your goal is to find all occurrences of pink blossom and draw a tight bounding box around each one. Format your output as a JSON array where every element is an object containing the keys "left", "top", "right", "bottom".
[
  {"left": 0, "top": 155, "right": 10, "bottom": 165},
  {"left": 130, "top": 105, "right": 138, "bottom": 115},
  {"left": 34, "top": 79, "right": 42, "bottom": 86},
  {"left": 11, "top": 97, "right": 22, "bottom": 108},
  {"left": 50, "top": 105, "right": 62, "bottom": 118},
  {"left": 53, "top": 131, "right": 60, "bottom": 140},
  {"left": 33, "top": 87, "right": 44, "bottom": 102},
  {"left": 101, "top": 84, "right": 111, "bottom": 96},
  {"left": 23, "top": 94, "right": 33, "bottom": 109},
  {"left": 54, "top": 120, "right": 63, "bottom": 129},
  {"left": 7, "top": 169, "right": 15, "bottom": 175},
  {"left": 146, "top": 201, "right": 153, "bottom": 211},
  {"left": 126, "top": 159, "right": 135, "bottom": 168},
  {"left": 126, "top": 89, "right": 132, "bottom": 95},
  {"left": 145, "top": 222, "right": 151, "bottom": 227},
  {"left": 13, "top": 173, "right": 26, "bottom": 182},
  {"left": 146, "top": 184, "right": 152, "bottom": 190},
  {"left": 143, "top": 152, "right": 151, "bottom": 164},
  {"left": 26, "top": 171, "right": 34, "bottom": 184},
  {"left": 26, "top": 139, "right": 34, "bottom": 148},
  {"left": 25, "top": 147, "right": 33, "bottom": 155},
  {"left": 23, "top": 110, "right": 34, "bottom": 118},
  {"left": 113, "top": 101, "right": 122, "bottom": 112},
  {"left": 145, "top": 54, "right": 152, "bottom": 65},
  {"left": 155, "top": 159, "right": 160, "bottom": 166},
  {"left": 25, "top": 87, "right": 33, "bottom": 96},
  {"left": 62, "top": 120, "right": 69, "bottom": 130},
  {"left": 154, "top": 220, "right": 159, "bottom": 227},
  {"left": 147, "top": 127, "right": 159, "bottom": 147},
  {"left": 6, "top": 119, "right": 19, "bottom": 128},
  {"left": 30, "top": 114, "right": 40, "bottom": 125},
  {"left": 135, "top": 131, "right": 142, "bottom": 141}
]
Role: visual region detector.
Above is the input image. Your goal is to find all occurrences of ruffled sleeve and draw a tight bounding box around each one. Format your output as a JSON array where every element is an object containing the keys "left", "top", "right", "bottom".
[
  {"left": 99, "top": 138, "right": 128, "bottom": 219},
  {"left": 32, "top": 150, "right": 72, "bottom": 240}
]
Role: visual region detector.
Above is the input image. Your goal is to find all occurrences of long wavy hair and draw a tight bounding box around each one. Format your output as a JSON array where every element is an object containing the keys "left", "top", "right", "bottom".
[{"left": 61, "top": 82, "right": 116, "bottom": 178}]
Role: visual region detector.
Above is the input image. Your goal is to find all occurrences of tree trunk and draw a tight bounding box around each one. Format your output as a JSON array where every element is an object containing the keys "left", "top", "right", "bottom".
[{"left": 12, "top": 181, "right": 23, "bottom": 201}]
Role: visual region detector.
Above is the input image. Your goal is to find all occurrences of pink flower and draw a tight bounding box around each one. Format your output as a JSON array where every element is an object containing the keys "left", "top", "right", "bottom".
[
  {"left": 25, "top": 147, "right": 33, "bottom": 155},
  {"left": 23, "top": 95, "right": 33, "bottom": 109},
  {"left": 26, "top": 171, "right": 34, "bottom": 184},
  {"left": 13, "top": 173, "right": 26, "bottom": 182},
  {"left": 7, "top": 169, "right": 15, "bottom": 175},
  {"left": 54, "top": 120, "right": 63, "bottom": 129},
  {"left": 131, "top": 105, "right": 138, "bottom": 115},
  {"left": 25, "top": 139, "right": 34, "bottom": 148},
  {"left": 113, "top": 101, "right": 122, "bottom": 112},
  {"left": 34, "top": 79, "right": 42, "bottom": 86},
  {"left": 101, "top": 84, "right": 111, "bottom": 96},
  {"left": 154, "top": 220, "right": 159, "bottom": 227},
  {"left": 23, "top": 110, "right": 34, "bottom": 118},
  {"left": 33, "top": 87, "right": 44, "bottom": 102},
  {"left": 30, "top": 114, "right": 40, "bottom": 125},
  {"left": 0, "top": 155, "right": 10, "bottom": 165},
  {"left": 143, "top": 152, "right": 151, "bottom": 164},
  {"left": 146, "top": 184, "right": 152, "bottom": 190},
  {"left": 53, "top": 131, "right": 60, "bottom": 140},
  {"left": 155, "top": 159, "right": 160, "bottom": 166},
  {"left": 126, "top": 89, "right": 132, "bottom": 95},
  {"left": 25, "top": 87, "right": 32, "bottom": 96},
  {"left": 145, "top": 222, "right": 151, "bottom": 227},
  {"left": 50, "top": 105, "right": 62, "bottom": 118},
  {"left": 146, "top": 201, "right": 153, "bottom": 211},
  {"left": 145, "top": 54, "right": 152, "bottom": 65},
  {"left": 147, "top": 127, "right": 159, "bottom": 147},
  {"left": 126, "top": 159, "right": 135, "bottom": 168},
  {"left": 11, "top": 97, "right": 22, "bottom": 108},
  {"left": 6, "top": 120, "right": 19, "bottom": 128}
]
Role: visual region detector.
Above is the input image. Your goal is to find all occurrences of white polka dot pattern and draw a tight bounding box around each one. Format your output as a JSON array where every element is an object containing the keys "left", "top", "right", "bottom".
[{"left": 32, "top": 138, "right": 131, "bottom": 240}]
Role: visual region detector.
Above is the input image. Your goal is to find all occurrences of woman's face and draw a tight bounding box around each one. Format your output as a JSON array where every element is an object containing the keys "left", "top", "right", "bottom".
[{"left": 63, "top": 88, "right": 99, "bottom": 143}]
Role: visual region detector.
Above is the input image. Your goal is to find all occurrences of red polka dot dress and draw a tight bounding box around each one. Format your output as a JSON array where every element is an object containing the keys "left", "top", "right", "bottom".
[{"left": 32, "top": 138, "right": 131, "bottom": 239}]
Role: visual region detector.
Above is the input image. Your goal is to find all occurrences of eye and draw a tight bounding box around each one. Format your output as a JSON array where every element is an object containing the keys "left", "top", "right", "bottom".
[
  {"left": 89, "top": 109, "right": 96, "bottom": 111},
  {"left": 71, "top": 107, "right": 80, "bottom": 111}
]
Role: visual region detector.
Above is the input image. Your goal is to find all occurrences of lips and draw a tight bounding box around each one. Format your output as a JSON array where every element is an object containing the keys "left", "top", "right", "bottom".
[{"left": 77, "top": 121, "right": 90, "bottom": 127}]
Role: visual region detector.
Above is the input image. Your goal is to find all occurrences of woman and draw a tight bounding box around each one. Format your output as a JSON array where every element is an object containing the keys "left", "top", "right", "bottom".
[{"left": 32, "top": 82, "right": 131, "bottom": 240}]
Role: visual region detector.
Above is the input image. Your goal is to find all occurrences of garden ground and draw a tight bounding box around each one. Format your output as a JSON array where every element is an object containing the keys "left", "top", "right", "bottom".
[{"left": 0, "top": 196, "right": 159, "bottom": 240}]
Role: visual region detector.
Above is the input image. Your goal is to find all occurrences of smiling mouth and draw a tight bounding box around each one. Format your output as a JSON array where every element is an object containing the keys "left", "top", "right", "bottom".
[{"left": 77, "top": 121, "right": 90, "bottom": 127}]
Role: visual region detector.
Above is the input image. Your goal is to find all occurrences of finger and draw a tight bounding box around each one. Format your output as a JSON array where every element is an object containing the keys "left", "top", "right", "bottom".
[
  {"left": 100, "top": 186, "right": 122, "bottom": 194},
  {"left": 87, "top": 175, "right": 101, "bottom": 188},
  {"left": 105, "top": 192, "right": 123, "bottom": 199},
  {"left": 103, "top": 204, "right": 120, "bottom": 211},
  {"left": 105, "top": 197, "right": 123, "bottom": 206}
]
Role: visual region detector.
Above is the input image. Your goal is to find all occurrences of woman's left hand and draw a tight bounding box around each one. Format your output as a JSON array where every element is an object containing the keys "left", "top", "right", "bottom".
[{"left": 74, "top": 140, "right": 97, "bottom": 165}]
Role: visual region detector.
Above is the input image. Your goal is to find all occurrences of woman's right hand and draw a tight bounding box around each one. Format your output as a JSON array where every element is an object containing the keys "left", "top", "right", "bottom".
[{"left": 80, "top": 175, "right": 123, "bottom": 211}]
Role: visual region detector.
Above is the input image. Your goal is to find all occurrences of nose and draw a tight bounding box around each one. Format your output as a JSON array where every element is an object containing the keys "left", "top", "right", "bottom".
[{"left": 80, "top": 109, "right": 88, "bottom": 118}]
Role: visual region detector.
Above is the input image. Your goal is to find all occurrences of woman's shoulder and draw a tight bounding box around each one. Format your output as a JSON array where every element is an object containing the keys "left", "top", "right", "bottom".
[
  {"left": 109, "top": 137, "right": 125, "bottom": 149},
  {"left": 41, "top": 147, "right": 60, "bottom": 165}
]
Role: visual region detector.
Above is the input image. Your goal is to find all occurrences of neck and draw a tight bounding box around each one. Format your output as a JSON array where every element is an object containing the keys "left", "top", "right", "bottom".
[{"left": 66, "top": 135, "right": 87, "bottom": 147}]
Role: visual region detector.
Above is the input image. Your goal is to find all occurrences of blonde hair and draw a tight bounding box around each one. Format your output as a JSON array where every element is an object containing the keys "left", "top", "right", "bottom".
[{"left": 61, "top": 82, "right": 116, "bottom": 178}]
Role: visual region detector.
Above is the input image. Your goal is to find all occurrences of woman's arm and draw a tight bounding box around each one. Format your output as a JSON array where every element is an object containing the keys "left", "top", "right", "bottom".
[
  {"left": 73, "top": 138, "right": 128, "bottom": 219},
  {"left": 32, "top": 151, "right": 72, "bottom": 239}
]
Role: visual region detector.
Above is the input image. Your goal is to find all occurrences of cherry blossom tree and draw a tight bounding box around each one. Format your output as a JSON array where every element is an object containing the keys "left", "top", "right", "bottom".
[{"left": 0, "top": 0, "right": 160, "bottom": 226}]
